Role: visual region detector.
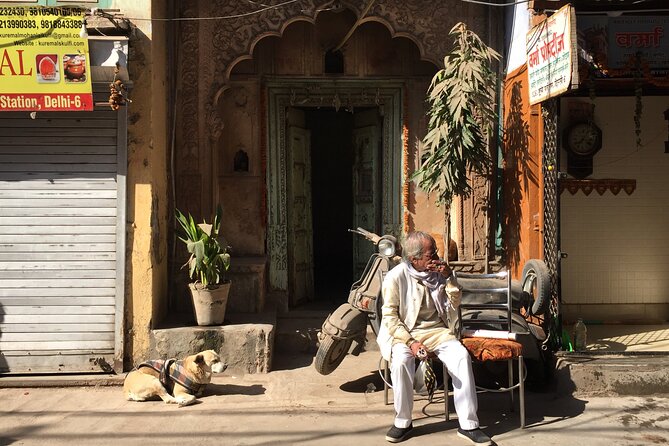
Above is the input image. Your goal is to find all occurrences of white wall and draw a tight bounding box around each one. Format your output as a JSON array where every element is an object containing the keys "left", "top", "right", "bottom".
[
  {"left": 505, "top": 3, "right": 530, "bottom": 74},
  {"left": 560, "top": 96, "right": 669, "bottom": 323}
]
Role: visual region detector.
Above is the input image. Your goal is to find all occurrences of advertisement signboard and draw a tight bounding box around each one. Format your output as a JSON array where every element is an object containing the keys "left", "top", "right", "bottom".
[
  {"left": 0, "top": 6, "right": 93, "bottom": 111},
  {"left": 526, "top": 4, "right": 579, "bottom": 105},
  {"left": 578, "top": 15, "right": 669, "bottom": 75}
]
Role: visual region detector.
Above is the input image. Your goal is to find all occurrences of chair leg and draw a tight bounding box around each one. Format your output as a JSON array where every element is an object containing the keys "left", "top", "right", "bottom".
[
  {"left": 519, "top": 355, "right": 525, "bottom": 428},
  {"left": 383, "top": 359, "right": 390, "bottom": 406},
  {"left": 508, "top": 359, "right": 515, "bottom": 411},
  {"left": 443, "top": 362, "right": 449, "bottom": 421}
]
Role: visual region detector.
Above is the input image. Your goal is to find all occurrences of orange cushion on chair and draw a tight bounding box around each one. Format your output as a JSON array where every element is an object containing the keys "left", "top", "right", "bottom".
[{"left": 461, "top": 337, "right": 523, "bottom": 361}]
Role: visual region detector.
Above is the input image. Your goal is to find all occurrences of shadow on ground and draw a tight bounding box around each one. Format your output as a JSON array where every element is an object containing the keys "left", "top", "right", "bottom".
[
  {"left": 271, "top": 351, "right": 317, "bottom": 371},
  {"left": 334, "top": 360, "right": 588, "bottom": 442},
  {"left": 205, "top": 383, "right": 266, "bottom": 396},
  {"left": 340, "top": 370, "right": 385, "bottom": 393}
]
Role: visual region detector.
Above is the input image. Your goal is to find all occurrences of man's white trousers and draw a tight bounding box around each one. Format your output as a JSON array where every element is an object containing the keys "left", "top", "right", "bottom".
[{"left": 390, "top": 339, "right": 479, "bottom": 430}]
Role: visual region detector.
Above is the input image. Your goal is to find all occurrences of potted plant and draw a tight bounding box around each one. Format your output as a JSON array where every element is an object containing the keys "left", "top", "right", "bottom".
[{"left": 175, "top": 206, "right": 231, "bottom": 326}]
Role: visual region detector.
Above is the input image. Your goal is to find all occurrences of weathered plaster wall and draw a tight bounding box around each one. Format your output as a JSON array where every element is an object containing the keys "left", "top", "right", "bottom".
[
  {"left": 116, "top": 0, "right": 169, "bottom": 368},
  {"left": 406, "top": 78, "right": 448, "bottom": 248},
  {"left": 216, "top": 81, "right": 264, "bottom": 256}
]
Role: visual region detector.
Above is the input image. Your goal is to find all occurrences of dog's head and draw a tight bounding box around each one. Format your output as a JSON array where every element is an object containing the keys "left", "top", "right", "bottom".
[{"left": 183, "top": 350, "right": 227, "bottom": 382}]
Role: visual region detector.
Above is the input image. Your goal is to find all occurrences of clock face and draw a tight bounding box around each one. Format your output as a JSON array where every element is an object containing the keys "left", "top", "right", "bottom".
[{"left": 566, "top": 122, "right": 601, "bottom": 156}]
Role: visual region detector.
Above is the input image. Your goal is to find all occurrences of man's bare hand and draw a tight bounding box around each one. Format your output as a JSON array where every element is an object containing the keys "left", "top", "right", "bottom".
[
  {"left": 410, "top": 341, "right": 429, "bottom": 359},
  {"left": 427, "top": 259, "right": 452, "bottom": 277}
]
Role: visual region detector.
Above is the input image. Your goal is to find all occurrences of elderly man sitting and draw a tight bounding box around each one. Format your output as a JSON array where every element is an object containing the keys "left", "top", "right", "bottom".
[{"left": 376, "top": 231, "right": 491, "bottom": 445}]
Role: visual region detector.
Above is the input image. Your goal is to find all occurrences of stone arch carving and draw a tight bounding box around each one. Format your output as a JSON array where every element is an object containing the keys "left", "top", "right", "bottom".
[
  {"left": 225, "top": 16, "right": 320, "bottom": 83},
  {"left": 197, "top": 0, "right": 488, "bottom": 101},
  {"left": 200, "top": 0, "right": 488, "bottom": 148},
  {"left": 355, "top": 16, "right": 437, "bottom": 65},
  {"left": 223, "top": 13, "right": 440, "bottom": 84}
]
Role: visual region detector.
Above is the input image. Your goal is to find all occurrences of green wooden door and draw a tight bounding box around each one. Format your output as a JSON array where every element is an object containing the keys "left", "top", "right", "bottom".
[
  {"left": 286, "top": 108, "right": 314, "bottom": 306},
  {"left": 352, "top": 108, "right": 381, "bottom": 278}
]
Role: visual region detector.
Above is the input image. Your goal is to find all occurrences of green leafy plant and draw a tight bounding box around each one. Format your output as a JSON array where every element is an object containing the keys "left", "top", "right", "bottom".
[
  {"left": 413, "top": 22, "right": 500, "bottom": 206},
  {"left": 175, "top": 206, "right": 231, "bottom": 288}
]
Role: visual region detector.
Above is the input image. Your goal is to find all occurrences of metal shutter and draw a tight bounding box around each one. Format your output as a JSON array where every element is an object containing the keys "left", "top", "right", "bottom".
[{"left": 0, "top": 86, "right": 126, "bottom": 373}]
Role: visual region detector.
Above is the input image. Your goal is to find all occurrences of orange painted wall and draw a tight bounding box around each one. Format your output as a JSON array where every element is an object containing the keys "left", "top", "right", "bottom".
[{"left": 502, "top": 64, "right": 544, "bottom": 278}]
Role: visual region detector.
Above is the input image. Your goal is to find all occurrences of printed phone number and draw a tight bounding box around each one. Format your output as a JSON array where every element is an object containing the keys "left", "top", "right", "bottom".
[
  {"left": 0, "top": 19, "right": 38, "bottom": 29},
  {"left": 0, "top": 7, "right": 83, "bottom": 17},
  {"left": 0, "top": 19, "right": 83, "bottom": 30}
]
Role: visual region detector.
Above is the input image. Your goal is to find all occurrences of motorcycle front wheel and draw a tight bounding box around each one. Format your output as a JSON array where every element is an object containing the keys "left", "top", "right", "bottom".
[{"left": 314, "top": 336, "right": 352, "bottom": 375}]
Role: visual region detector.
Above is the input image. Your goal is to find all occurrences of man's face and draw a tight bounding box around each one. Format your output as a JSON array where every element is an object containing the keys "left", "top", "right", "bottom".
[{"left": 410, "top": 239, "right": 438, "bottom": 272}]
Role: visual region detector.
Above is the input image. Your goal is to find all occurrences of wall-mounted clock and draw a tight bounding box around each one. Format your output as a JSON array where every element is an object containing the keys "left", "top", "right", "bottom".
[
  {"left": 563, "top": 122, "right": 602, "bottom": 157},
  {"left": 563, "top": 121, "right": 602, "bottom": 179}
]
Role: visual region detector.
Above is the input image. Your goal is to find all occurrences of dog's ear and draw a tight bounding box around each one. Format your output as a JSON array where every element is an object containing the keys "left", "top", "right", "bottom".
[{"left": 195, "top": 354, "right": 205, "bottom": 365}]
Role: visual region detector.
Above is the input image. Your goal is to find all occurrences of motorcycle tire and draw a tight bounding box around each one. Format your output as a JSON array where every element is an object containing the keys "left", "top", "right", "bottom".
[
  {"left": 314, "top": 336, "right": 353, "bottom": 375},
  {"left": 521, "top": 259, "right": 551, "bottom": 316}
]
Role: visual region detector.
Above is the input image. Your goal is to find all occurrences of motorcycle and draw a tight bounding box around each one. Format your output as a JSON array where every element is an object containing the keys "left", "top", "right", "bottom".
[
  {"left": 314, "top": 227, "right": 400, "bottom": 375},
  {"left": 313, "top": 227, "right": 553, "bottom": 385}
]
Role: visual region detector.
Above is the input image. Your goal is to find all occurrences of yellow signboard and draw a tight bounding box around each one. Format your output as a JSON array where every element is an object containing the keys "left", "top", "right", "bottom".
[{"left": 0, "top": 6, "right": 93, "bottom": 111}]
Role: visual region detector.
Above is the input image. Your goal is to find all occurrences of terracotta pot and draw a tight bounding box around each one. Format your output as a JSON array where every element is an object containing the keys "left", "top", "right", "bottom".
[
  {"left": 64, "top": 60, "right": 85, "bottom": 80},
  {"left": 188, "top": 281, "right": 231, "bottom": 326}
]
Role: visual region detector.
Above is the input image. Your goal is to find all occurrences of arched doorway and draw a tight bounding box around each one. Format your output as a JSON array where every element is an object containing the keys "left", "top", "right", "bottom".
[
  {"left": 266, "top": 81, "right": 404, "bottom": 307},
  {"left": 195, "top": 8, "right": 454, "bottom": 312}
]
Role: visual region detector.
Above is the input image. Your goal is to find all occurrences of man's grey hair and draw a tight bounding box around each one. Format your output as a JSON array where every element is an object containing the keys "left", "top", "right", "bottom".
[{"left": 403, "top": 231, "right": 436, "bottom": 261}]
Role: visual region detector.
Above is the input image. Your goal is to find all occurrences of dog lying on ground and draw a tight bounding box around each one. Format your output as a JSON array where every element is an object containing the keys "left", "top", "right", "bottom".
[{"left": 123, "top": 349, "right": 227, "bottom": 406}]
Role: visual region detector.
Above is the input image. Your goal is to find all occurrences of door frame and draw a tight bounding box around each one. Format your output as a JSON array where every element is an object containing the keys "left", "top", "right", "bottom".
[{"left": 266, "top": 78, "right": 404, "bottom": 296}]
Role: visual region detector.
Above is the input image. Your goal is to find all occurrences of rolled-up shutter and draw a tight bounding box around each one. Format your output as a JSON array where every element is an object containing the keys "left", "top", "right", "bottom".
[{"left": 0, "top": 86, "right": 126, "bottom": 373}]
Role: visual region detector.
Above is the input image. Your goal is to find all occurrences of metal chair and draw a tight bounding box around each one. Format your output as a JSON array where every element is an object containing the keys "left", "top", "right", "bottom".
[{"left": 452, "top": 270, "right": 526, "bottom": 428}]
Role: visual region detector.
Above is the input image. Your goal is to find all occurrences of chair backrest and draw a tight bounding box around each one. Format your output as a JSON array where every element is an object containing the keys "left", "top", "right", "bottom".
[{"left": 453, "top": 270, "right": 514, "bottom": 339}]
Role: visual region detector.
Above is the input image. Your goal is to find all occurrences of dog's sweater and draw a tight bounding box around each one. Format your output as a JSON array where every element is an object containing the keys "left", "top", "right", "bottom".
[{"left": 138, "top": 359, "right": 207, "bottom": 396}]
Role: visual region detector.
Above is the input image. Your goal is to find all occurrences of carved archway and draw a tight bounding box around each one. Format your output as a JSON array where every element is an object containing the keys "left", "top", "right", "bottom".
[
  {"left": 174, "top": 0, "right": 492, "bottom": 264},
  {"left": 195, "top": 0, "right": 488, "bottom": 107},
  {"left": 205, "top": 0, "right": 464, "bottom": 84}
]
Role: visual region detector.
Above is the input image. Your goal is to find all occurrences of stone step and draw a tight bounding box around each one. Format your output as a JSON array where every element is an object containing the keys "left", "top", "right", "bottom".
[
  {"left": 555, "top": 351, "right": 669, "bottom": 396},
  {"left": 150, "top": 310, "right": 277, "bottom": 375}
]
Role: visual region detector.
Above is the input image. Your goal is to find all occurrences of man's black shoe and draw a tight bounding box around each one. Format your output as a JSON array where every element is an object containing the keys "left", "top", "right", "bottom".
[
  {"left": 385, "top": 424, "right": 413, "bottom": 443},
  {"left": 457, "top": 427, "right": 492, "bottom": 445}
]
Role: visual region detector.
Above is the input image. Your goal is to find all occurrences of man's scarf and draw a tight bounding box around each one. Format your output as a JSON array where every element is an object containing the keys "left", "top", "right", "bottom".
[
  {"left": 138, "top": 359, "right": 206, "bottom": 396},
  {"left": 406, "top": 262, "right": 447, "bottom": 317}
]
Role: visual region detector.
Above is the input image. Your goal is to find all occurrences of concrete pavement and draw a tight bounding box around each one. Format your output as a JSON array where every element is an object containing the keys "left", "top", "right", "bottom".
[{"left": 2, "top": 348, "right": 669, "bottom": 446}]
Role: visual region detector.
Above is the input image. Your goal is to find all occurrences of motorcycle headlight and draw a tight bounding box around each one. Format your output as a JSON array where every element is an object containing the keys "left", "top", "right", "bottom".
[{"left": 377, "top": 237, "right": 397, "bottom": 257}]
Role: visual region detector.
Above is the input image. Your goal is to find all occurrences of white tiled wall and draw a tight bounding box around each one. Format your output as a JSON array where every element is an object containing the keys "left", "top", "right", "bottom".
[{"left": 560, "top": 96, "right": 669, "bottom": 322}]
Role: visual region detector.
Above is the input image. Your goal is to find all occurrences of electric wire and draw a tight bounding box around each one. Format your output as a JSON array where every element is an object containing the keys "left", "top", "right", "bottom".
[
  {"left": 460, "top": 0, "right": 532, "bottom": 6},
  {"left": 85, "top": 0, "right": 669, "bottom": 23},
  {"left": 106, "top": 0, "right": 300, "bottom": 22}
]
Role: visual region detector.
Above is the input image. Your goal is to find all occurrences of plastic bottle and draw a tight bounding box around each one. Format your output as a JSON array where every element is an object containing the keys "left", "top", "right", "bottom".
[{"left": 573, "top": 318, "right": 587, "bottom": 351}]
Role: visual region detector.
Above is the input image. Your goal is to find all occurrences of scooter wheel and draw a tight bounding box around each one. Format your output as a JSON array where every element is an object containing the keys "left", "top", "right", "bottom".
[
  {"left": 522, "top": 259, "right": 551, "bottom": 316},
  {"left": 314, "top": 336, "right": 352, "bottom": 375}
]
